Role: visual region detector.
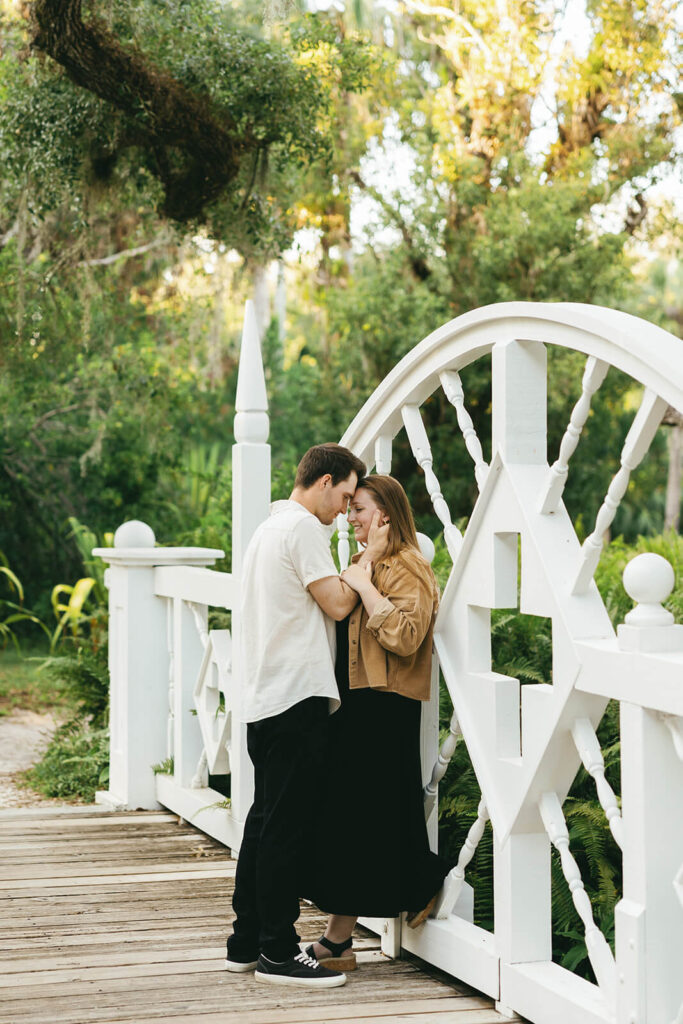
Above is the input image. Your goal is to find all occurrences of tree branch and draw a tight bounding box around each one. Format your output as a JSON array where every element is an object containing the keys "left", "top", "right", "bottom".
[
  {"left": 348, "top": 169, "right": 431, "bottom": 281},
  {"left": 79, "top": 236, "right": 170, "bottom": 267},
  {"left": 30, "top": 0, "right": 247, "bottom": 221}
]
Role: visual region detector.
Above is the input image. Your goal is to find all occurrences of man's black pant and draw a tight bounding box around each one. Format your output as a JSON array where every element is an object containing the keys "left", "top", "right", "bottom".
[{"left": 227, "top": 696, "right": 328, "bottom": 963}]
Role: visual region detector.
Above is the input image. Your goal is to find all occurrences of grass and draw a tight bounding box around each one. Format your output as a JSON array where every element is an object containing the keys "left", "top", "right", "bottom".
[{"left": 0, "top": 644, "right": 66, "bottom": 716}]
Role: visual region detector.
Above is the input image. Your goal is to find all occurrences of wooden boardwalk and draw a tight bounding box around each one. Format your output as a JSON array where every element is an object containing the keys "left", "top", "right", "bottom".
[{"left": 0, "top": 806, "right": 518, "bottom": 1024}]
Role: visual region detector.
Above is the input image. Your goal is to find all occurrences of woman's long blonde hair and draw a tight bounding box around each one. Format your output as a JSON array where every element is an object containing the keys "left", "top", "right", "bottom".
[{"left": 356, "top": 475, "right": 420, "bottom": 559}]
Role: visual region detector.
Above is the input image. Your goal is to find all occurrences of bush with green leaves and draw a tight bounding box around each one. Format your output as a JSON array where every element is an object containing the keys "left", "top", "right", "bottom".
[{"left": 23, "top": 720, "right": 110, "bottom": 802}]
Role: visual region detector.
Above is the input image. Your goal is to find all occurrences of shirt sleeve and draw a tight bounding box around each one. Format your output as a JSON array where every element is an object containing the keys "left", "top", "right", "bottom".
[
  {"left": 288, "top": 516, "right": 339, "bottom": 589},
  {"left": 365, "top": 560, "right": 436, "bottom": 656}
]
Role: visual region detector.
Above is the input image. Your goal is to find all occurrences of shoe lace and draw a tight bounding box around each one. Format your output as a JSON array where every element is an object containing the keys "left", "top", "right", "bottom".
[{"left": 294, "top": 951, "right": 319, "bottom": 970}]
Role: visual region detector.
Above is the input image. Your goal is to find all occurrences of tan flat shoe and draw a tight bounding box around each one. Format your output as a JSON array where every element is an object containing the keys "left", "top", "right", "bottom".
[
  {"left": 406, "top": 892, "right": 438, "bottom": 929},
  {"left": 305, "top": 935, "right": 358, "bottom": 971}
]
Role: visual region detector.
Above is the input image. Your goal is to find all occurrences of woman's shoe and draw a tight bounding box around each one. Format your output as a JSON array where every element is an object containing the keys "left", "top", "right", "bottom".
[
  {"left": 304, "top": 934, "right": 357, "bottom": 971},
  {"left": 406, "top": 892, "right": 439, "bottom": 929}
]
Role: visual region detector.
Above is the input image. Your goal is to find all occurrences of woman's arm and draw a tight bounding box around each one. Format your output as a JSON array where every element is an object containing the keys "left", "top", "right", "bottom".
[
  {"left": 339, "top": 563, "right": 384, "bottom": 615},
  {"left": 342, "top": 558, "right": 436, "bottom": 657}
]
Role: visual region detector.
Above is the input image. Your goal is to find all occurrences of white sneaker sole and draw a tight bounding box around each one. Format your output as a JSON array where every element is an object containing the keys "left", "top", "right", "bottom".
[
  {"left": 225, "top": 958, "right": 259, "bottom": 972},
  {"left": 254, "top": 970, "right": 346, "bottom": 988}
]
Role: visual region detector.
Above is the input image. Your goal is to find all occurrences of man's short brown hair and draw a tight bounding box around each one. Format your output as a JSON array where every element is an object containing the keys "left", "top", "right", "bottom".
[{"left": 294, "top": 444, "right": 366, "bottom": 490}]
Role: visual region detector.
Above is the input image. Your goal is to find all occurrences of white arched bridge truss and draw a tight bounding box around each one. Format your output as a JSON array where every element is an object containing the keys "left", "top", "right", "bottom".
[{"left": 96, "top": 301, "right": 683, "bottom": 1024}]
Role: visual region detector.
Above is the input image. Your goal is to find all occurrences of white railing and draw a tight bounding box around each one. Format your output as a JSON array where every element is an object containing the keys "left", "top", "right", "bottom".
[{"left": 96, "top": 300, "right": 683, "bottom": 1024}]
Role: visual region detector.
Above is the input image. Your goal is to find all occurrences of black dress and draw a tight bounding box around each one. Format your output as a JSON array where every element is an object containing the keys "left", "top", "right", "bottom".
[{"left": 306, "top": 616, "right": 449, "bottom": 918}]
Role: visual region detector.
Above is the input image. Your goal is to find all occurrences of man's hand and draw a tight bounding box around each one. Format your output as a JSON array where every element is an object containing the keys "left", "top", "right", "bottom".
[{"left": 341, "top": 562, "right": 373, "bottom": 593}]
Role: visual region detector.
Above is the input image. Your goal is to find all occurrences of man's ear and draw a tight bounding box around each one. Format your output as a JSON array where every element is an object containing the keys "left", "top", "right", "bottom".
[{"left": 319, "top": 474, "right": 332, "bottom": 489}]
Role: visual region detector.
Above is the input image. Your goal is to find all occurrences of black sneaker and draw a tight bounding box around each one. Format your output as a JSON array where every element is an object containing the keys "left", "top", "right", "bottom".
[
  {"left": 254, "top": 951, "right": 346, "bottom": 988},
  {"left": 225, "top": 954, "right": 259, "bottom": 972}
]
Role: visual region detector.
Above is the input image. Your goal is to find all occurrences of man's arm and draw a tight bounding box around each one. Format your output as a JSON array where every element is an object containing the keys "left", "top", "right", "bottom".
[
  {"left": 306, "top": 511, "right": 389, "bottom": 620},
  {"left": 308, "top": 575, "right": 360, "bottom": 621}
]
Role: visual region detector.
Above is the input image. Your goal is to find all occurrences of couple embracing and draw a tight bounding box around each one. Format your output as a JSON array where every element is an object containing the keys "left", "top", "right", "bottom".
[{"left": 225, "top": 443, "right": 449, "bottom": 989}]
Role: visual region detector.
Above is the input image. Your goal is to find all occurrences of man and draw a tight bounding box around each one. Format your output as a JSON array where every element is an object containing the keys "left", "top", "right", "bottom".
[{"left": 225, "top": 443, "right": 386, "bottom": 988}]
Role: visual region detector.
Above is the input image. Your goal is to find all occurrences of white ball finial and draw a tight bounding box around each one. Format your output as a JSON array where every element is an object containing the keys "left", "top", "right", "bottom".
[
  {"left": 416, "top": 532, "right": 436, "bottom": 564},
  {"left": 114, "top": 520, "right": 156, "bottom": 549},
  {"left": 623, "top": 553, "right": 675, "bottom": 628}
]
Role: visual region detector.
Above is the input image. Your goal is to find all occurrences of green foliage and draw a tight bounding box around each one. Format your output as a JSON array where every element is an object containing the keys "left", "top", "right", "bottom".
[
  {"left": 39, "top": 641, "right": 110, "bottom": 729},
  {"left": 50, "top": 578, "right": 97, "bottom": 652},
  {"left": 23, "top": 720, "right": 109, "bottom": 802},
  {"left": 0, "top": 553, "right": 49, "bottom": 650},
  {"left": 152, "top": 757, "right": 174, "bottom": 776}
]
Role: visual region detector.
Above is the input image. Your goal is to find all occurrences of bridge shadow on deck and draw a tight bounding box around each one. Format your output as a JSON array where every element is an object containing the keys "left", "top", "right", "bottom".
[{"left": 0, "top": 807, "right": 519, "bottom": 1024}]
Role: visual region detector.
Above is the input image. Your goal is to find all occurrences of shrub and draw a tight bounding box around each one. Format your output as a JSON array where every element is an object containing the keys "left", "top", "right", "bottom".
[{"left": 23, "top": 720, "right": 109, "bottom": 802}]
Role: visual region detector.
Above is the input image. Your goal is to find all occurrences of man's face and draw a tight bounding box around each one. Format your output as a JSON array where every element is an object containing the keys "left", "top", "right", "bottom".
[{"left": 315, "top": 472, "right": 358, "bottom": 525}]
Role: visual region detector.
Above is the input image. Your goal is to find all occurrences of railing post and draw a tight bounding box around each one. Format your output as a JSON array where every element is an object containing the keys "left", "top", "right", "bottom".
[
  {"left": 94, "top": 521, "right": 222, "bottom": 810},
  {"left": 615, "top": 553, "right": 683, "bottom": 1024},
  {"left": 230, "top": 299, "right": 271, "bottom": 836}
]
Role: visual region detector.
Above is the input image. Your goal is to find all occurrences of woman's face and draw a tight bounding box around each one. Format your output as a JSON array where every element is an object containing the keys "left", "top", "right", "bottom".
[{"left": 347, "top": 487, "right": 387, "bottom": 546}]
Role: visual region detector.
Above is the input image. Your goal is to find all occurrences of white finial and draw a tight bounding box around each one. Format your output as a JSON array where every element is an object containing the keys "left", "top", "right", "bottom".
[
  {"left": 416, "top": 532, "right": 435, "bottom": 564},
  {"left": 113, "top": 520, "right": 156, "bottom": 548},
  {"left": 234, "top": 300, "right": 269, "bottom": 444},
  {"left": 623, "top": 553, "right": 675, "bottom": 628}
]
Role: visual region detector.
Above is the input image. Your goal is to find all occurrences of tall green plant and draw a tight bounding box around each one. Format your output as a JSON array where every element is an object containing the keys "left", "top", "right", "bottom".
[{"left": 0, "top": 553, "right": 48, "bottom": 650}]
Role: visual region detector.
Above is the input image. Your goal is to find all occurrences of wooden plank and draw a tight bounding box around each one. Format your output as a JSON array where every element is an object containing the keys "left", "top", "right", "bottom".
[
  {"left": 0, "top": 878, "right": 231, "bottom": 901},
  {"left": 94, "top": 1011, "right": 512, "bottom": 1024},
  {"left": 5, "top": 853, "right": 227, "bottom": 870},
  {"left": 0, "top": 926, "right": 226, "bottom": 952},
  {"left": 0, "top": 813, "right": 178, "bottom": 828},
  {"left": 1, "top": 860, "right": 232, "bottom": 881},
  {"left": 0, "top": 834, "right": 222, "bottom": 853},
  {"left": 0, "top": 948, "right": 394, "bottom": 982},
  {"left": 0, "top": 925, "right": 380, "bottom": 956},
  {"left": 0, "top": 890, "right": 231, "bottom": 915},
  {"left": 1, "top": 867, "right": 235, "bottom": 892},
  {"left": 0, "top": 990, "right": 497, "bottom": 1024},
  {"left": 0, "top": 828, "right": 222, "bottom": 845},
  {"left": 90, "top": 999, "right": 502, "bottom": 1024},
  {"left": 0, "top": 957, "right": 443, "bottom": 997},
  {"left": 0, "top": 898, "right": 226, "bottom": 924},
  {"left": 0, "top": 830, "right": 217, "bottom": 846},
  {"left": 0, "top": 974, "right": 464, "bottom": 1022},
  {"left": 5, "top": 850, "right": 225, "bottom": 868},
  {"left": 0, "top": 911, "right": 226, "bottom": 936},
  {"left": 0, "top": 805, "right": 120, "bottom": 820},
  {"left": 2, "top": 882, "right": 230, "bottom": 904}
]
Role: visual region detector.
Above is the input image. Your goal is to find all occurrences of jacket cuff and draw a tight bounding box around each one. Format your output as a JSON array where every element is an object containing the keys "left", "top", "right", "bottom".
[{"left": 366, "top": 596, "right": 394, "bottom": 633}]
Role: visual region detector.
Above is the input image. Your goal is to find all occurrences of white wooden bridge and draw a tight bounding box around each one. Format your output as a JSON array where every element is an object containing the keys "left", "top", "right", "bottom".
[{"left": 89, "top": 301, "right": 682, "bottom": 1024}]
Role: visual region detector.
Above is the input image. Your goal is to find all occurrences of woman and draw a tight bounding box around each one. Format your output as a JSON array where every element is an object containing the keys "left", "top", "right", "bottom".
[{"left": 305, "top": 474, "right": 449, "bottom": 971}]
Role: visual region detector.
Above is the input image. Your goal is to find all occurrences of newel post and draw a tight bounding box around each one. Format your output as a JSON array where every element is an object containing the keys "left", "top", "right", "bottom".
[
  {"left": 615, "top": 553, "right": 683, "bottom": 1024},
  {"left": 230, "top": 300, "right": 271, "bottom": 831},
  {"left": 94, "top": 521, "right": 222, "bottom": 810},
  {"left": 491, "top": 339, "right": 553, "bottom": 983}
]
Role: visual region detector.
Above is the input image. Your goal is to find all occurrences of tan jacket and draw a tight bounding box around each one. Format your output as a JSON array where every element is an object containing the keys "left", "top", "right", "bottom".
[{"left": 347, "top": 546, "right": 440, "bottom": 701}]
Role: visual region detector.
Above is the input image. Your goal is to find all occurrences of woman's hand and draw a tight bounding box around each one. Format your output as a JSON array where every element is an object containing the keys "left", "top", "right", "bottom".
[
  {"left": 363, "top": 511, "right": 390, "bottom": 561},
  {"left": 341, "top": 562, "right": 373, "bottom": 593}
]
